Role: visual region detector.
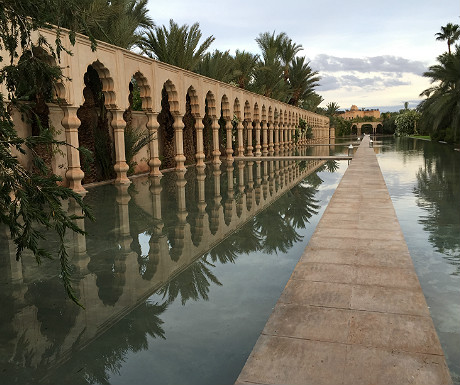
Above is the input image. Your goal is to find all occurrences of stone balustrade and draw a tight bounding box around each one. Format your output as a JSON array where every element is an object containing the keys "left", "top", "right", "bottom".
[{"left": 1, "top": 27, "right": 330, "bottom": 192}]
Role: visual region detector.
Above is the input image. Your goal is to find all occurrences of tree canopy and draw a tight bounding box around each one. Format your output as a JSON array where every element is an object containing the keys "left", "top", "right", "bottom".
[
  {"left": 435, "top": 23, "right": 460, "bottom": 55},
  {"left": 1, "top": 0, "right": 97, "bottom": 304},
  {"left": 140, "top": 19, "right": 215, "bottom": 71},
  {"left": 418, "top": 22, "right": 460, "bottom": 143}
]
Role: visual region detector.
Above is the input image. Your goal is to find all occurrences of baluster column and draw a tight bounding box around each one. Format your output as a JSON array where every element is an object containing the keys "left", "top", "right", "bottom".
[
  {"left": 195, "top": 117, "right": 205, "bottom": 167},
  {"left": 173, "top": 114, "right": 186, "bottom": 171},
  {"left": 268, "top": 122, "right": 274, "bottom": 155},
  {"left": 225, "top": 118, "right": 233, "bottom": 161},
  {"left": 254, "top": 121, "right": 261, "bottom": 157},
  {"left": 211, "top": 117, "right": 221, "bottom": 164},
  {"left": 246, "top": 120, "right": 253, "bottom": 156},
  {"left": 261, "top": 121, "right": 268, "bottom": 156},
  {"left": 147, "top": 112, "right": 162, "bottom": 177},
  {"left": 61, "top": 106, "right": 86, "bottom": 193},
  {"left": 274, "top": 122, "right": 280, "bottom": 154},
  {"left": 237, "top": 119, "right": 244, "bottom": 157},
  {"left": 110, "top": 109, "right": 130, "bottom": 184}
]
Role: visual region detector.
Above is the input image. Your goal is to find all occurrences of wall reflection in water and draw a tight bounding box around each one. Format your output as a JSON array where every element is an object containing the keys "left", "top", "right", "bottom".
[
  {"left": 377, "top": 136, "right": 460, "bottom": 384},
  {"left": 0, "top": 148, "right": 339, "bottom": 384}
]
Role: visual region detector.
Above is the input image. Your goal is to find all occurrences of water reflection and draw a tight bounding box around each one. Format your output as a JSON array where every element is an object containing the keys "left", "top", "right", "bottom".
[
  {"left": 378, "top": 136, "right": 460, "bottom": 384},
  {"left": 414, "top": 143, "right": 460, "bottom": 274},
  {"left": 0, "top": 150, "right": 331, "bottom": 384}
]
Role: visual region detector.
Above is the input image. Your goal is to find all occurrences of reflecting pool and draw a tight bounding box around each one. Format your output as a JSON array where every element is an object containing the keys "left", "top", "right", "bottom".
[
  {"left": 0, "top": 151, "right": 348, "bottom": 385},
  {"left": 3, "top": 137, "right": 457, "bottom": 384},
  {"left": 377, "top": 137, "right": 460, "bottom": 385}
]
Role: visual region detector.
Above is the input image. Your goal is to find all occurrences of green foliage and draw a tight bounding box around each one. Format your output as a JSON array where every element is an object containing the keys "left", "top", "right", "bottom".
[
  {"left": 191, "top": 29, "right": 322, "bottom": 110},
  {"left": 251, "top": 42, "right": 289, "bottom": 100},
  {"left": 350, "top": 115, "right": 379, "bottom": 123},
  {"left": 298, "top": 118, "right": 312, "bottom": 139},
  {"left": 325, "top": 105, "right": 353, "bottom": 137},
  {"left": 231, "top": 114, "right": 240, "bottom": 128},
  {"left": 218, "top": 114, "right": 227, "bottom": 147},
  {"left": 299, "top": 117, "right": 307, "bottom": 130},
  {"left": 140, "top": 19, "right": 215, "bottom": 71},
  {"left": 196, "top": 49, "right": 234, "bottom": 83},
  {"left": 325, "top": 102, "right": 340, "bottom": 117},
  {"left": 231, "top": 50, "right": 259, "bottom": 89},
  {"left": 83, "top": 65, "right": 114, "bottom": 181},
  {"left": 288, "top": 57, "right": 320, "bottom": 106},
  {"left": 299, "top": 92, "right": 324, "bottom": 112},
  {"left": 395, "top": 110, "right": 420, "bottom": 136},
  {"left": 293, "top": 127, "right": 300, "bottom": 143},
  {"left": 418, "top": 45, "right": 460, "bottom": 144},
  {"left": 251, "top": 31, "right": 320, "bottom": 106},
  {"left": 1, "top": 0, "right": 96, "bottom": 305},
  {"left": 124, "top": 125, "right": 153, "bottom": 175},
  {"left": 332, "top": 116, "right": 352, "bottom": 136},
  {"left": 130, "top": 79, "right": 143, "bottom": 111},
  {"left": 46, "top": 0, "right": 154, "bottom": 49},
  {"left": 435, "top": 23, "right": 460, "bottom": 55},
  {"left": 279, "top": 37, "right": 303, "bottom": 82},
  {"left": 381, "top": 112, "right": 398, "bottom": 135}
]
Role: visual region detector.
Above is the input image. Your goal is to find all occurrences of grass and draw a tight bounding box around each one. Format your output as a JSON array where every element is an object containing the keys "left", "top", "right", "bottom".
[{"left": 410, "top": 135, "right": 431, "bottom": 140}]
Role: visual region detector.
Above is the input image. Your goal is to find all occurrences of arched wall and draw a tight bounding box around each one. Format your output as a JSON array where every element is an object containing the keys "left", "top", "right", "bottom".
[{"left": 1, "top": 27, "right": 331, "bottom": 192}]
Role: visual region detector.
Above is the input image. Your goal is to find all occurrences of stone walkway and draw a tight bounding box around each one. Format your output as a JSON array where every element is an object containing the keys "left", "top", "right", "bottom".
[{"left": 235, "top": 135, "right": 452, "bottom": 385}]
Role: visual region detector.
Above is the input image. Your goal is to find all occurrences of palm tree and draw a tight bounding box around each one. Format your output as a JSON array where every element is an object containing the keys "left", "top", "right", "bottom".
[
  {"left": 325, "top": 102, "right": 340, "bottom": 116},
  {"left": 300, "top": 92, "right": 324, "bottom": 112},
  {"left": 255, "top": 206, "right": 301, "bottom": 254},
  {"left": 52, "top": 0, "right": 154, "bottom": 49},
  {"left": 284, "top": 184, "right": 320, "bottom": 228},
  {"left": 418, "top": 46, "right": 460, "bottom": 142},
  {"left": 255, "top": 31, "right": 288, "bottom": 57},
  {"left": 196, "top": 49, "right": 234, "bottom": 82},
  {"left": 253, "top": 31, "right": 289, "bottom": 99},
  {"left": 288, "top": 57, "right": 320, "bottom": 106},
  {"left": 280, "top": 38, "right": 303, "bottom": 82},
  {"left": 158, "top": 259, "right": 222, "bottom": 305},
  {"left": 232, "top": 50, "right": 259, "bottom": 89},
  {"left": 435, "top": 23, "right": 460, "bottom": 55},
  {"left": 140, "top": 19, "right": 215, "bottom": 71},
  {"left": 105, "top": 0, "right": 153, "bottom": 49},
  {"left": 252, "top": 44, "right": 290, "bottom": 100}
]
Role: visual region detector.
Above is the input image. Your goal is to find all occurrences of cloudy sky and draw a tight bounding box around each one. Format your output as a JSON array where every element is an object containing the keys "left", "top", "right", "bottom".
[{"left": 148, "top": 0, "right": 459, "bottom": 111}]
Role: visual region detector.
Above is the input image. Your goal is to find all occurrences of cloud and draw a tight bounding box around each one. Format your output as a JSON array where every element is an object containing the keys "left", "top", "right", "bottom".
[
  {"left": 311, "top": 54, "right": 427, "bottom": 75},
  {"left": 318, "top": 75, "right": 341, "bottom": 91},
  {"left": 317, "top": 72, "right": 410, "bottom": 92}
]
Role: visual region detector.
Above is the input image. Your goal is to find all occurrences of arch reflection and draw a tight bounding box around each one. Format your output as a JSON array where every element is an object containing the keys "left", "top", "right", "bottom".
[{"left": 0, "top": 152, "right": 330, "bottom": 384}]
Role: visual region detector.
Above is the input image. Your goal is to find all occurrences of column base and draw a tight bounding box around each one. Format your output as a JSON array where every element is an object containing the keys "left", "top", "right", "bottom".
[
  {"left": 114, "top": 161, "right": 131, "bottom": 185},
  {"left": 148, "top": 158, "right": 163, "bottom": 177},
  {"left": 65, "top": 167, "right": 87, "bottom": 195},
  {"left": 175, "top": 154, "right": 187, "bottom": 172},
  {"left": 196, "top": 153, "right": 206, "bottom": 167}
]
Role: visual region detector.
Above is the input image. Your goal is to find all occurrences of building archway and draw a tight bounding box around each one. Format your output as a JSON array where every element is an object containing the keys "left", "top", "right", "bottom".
[{"left": 77, "top": 64, "right": 115, "bottom": 183}]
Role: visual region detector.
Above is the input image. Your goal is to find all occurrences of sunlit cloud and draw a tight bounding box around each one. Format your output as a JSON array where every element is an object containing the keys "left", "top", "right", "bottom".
[
  {"left": 318, "top": 72, "right": 411, "bottom": 92},
  {"left": 311, "top": 54, "right": 428, "bottom": 75}
]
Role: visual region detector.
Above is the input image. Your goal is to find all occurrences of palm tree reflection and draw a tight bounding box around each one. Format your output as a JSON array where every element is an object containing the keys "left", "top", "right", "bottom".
[
  {"left": 414, "top": 142, "right": 460, "bottom": 274},
  {"left": 158, "top": 260, "right": 222, "bottom": 305}
]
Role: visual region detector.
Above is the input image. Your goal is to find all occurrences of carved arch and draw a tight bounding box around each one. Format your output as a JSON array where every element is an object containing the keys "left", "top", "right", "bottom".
[
  {"left": 132, "top": 71, "right": 152, "bottom": 111},
  {"left": 90, "top": 60, "right": 116, "bottom": 108}
]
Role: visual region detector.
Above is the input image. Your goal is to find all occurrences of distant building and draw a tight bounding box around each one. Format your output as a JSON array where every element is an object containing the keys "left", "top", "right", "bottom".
[{"left": 337, "top": 105, "right": 380, "bottom": 120}]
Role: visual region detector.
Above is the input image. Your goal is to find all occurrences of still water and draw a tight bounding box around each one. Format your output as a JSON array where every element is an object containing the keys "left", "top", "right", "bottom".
[
  {"left": 377, "top": 137, "right": 460, "bottom": 384},
  {"left": 1, "top": 138, "right": 458, "bottom": 384},
  {"left": 0, "top": 152, "right": 348, "bottom": 385}
]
